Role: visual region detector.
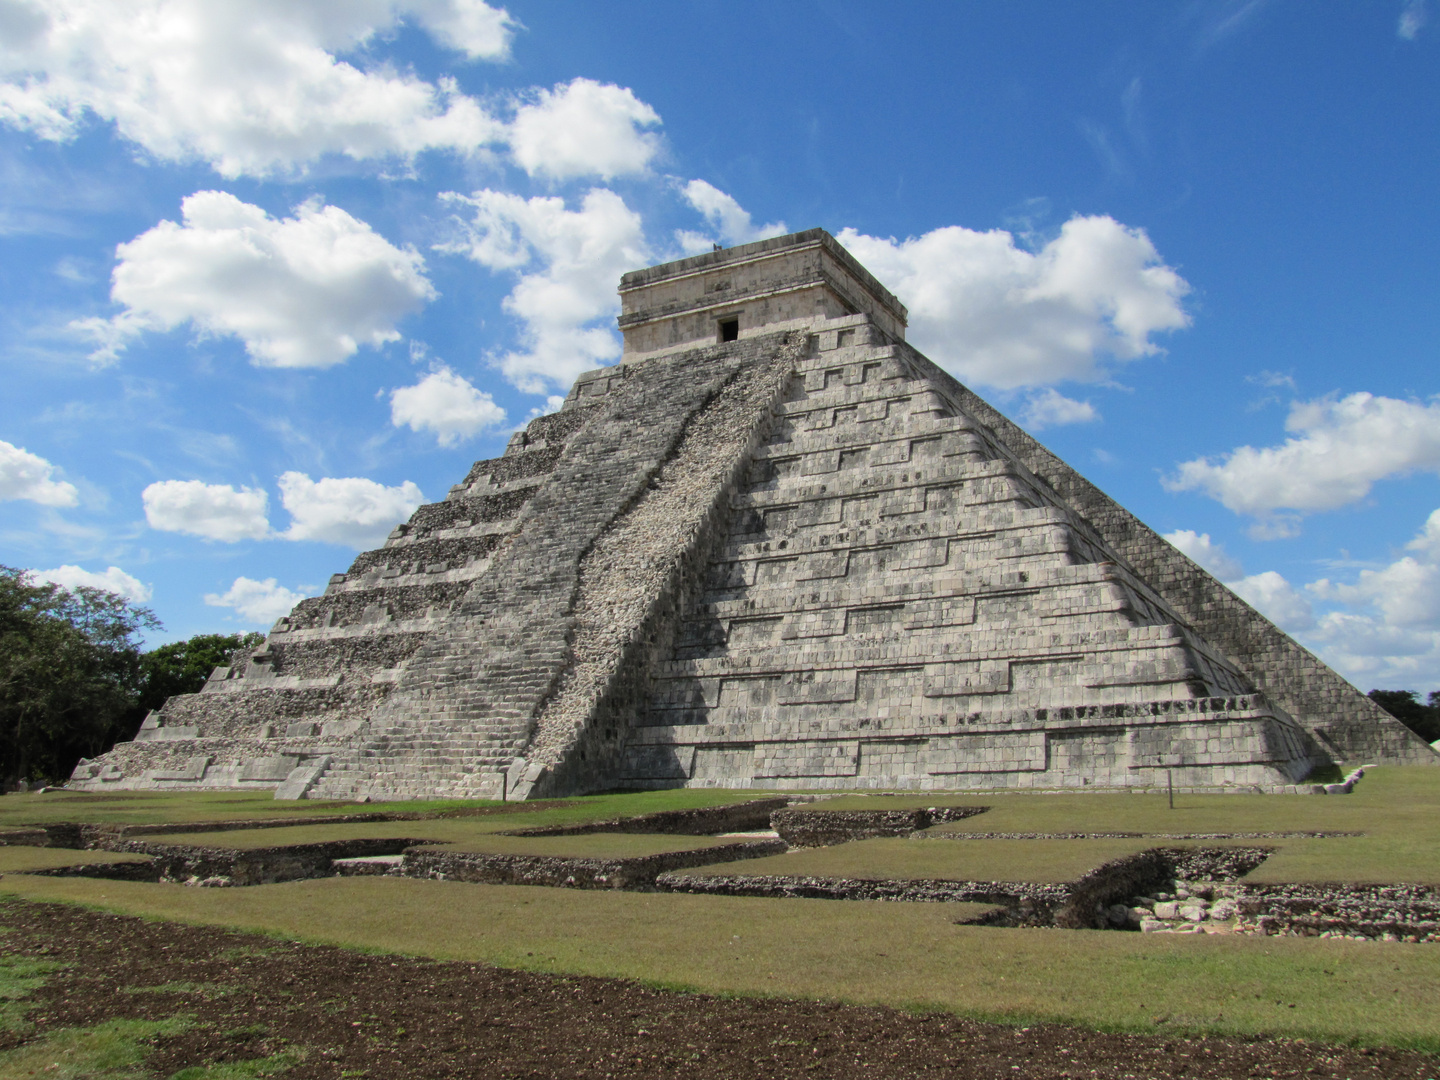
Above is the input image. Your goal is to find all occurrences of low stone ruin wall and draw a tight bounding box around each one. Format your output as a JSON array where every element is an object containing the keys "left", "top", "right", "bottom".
[
  {"left": 30, "top": 835, "right": 789, "bottom": 892},
  {"left": 1237, "top": 882, "right": 1440, "bottom": 942},
  {"left": 657, "top": 870, "right": 1067, "bottom": 921},
  {"left": 661, "top": 846, "right": 1274, "bottom": 931},
  {"left": 29, "top": 837, "right": 422, "bottom": 887},
  {"left": 404, "top": 839, "right": 787, "bottom": 890},
  {"left": 509, "top": 798, "right": 789, "bottom": 838},
  {"left": 770, "top": 806, "right": 990, "bottom": 847}
]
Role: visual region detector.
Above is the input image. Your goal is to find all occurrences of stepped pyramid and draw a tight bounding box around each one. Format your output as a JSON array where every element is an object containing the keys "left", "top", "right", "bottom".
[{"left": 72, "top": 230, "right": 1436, "bottom": 800}]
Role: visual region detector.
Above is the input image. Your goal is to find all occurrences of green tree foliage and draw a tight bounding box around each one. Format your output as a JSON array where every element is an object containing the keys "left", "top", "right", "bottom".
[
  {"left": 0, "top": 566, "right": 160, "bottom": 785},
  {"left": 131, "top": 631, "right": 264, "bottom": 722},
  {"left": 1368, "top": 689, "right": 1440, "bottom": 744}
]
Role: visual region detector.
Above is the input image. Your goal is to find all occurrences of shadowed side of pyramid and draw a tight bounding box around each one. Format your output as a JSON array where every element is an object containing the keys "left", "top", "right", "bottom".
[{"left": 70, "top": 229, "right": 1436, "bottom": 799}]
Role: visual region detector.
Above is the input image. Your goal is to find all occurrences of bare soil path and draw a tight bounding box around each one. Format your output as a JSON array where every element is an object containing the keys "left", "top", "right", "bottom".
[{"left": 2, "top": 897, "right": 1435, "bottom": 1079}]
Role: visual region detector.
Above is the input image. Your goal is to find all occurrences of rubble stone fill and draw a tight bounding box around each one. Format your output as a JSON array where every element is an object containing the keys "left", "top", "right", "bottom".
[{"left": 71, "top": 229, "right": 1437, "bottom": 800}]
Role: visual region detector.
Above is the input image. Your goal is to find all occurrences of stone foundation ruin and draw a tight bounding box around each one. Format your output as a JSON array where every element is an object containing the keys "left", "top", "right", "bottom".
[{"left": 71, "top": 229, "right": 1438, "bottom": 800}]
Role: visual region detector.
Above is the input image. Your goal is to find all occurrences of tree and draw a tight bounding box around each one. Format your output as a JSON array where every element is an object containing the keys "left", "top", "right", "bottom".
[
  {"left": 1368, "top": 689, "right": 1440, "bottom": 744},
  {"left": 0, "top": 566, "right": 160, "bottom": 786},
  {"left": 130, "top": 631, "right": 264, "bottom": 725}
]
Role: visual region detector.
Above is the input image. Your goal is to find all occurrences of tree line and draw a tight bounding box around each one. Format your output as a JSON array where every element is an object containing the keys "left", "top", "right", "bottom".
[
  {"left": 1, "top": 566, "right": 261, "bottom": 788},
  {"left": 1368, "top": 689, "right": 1440, "bottom": 745}
]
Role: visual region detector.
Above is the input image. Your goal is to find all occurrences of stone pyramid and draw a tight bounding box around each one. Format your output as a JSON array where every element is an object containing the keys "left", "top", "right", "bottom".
[{"left": 72, "top": 230, "right": 1436, "bottom": 800}]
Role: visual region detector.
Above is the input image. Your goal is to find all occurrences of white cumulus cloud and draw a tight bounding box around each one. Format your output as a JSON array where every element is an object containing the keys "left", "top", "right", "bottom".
[
  {"left": 0, "top": 438, "right": 78, "bottom": 506},
  {"left": 1310, "top": 558, "right": 1440, "bottom": 631},
  {"left": 401, "top": 0, "right": 517, "bottom": 57},
  {"left": 0, "top": 0, "right": 514, "bottom": 177},
  {"left": 278, "top": 471, "right": 423, "bottom": 549},
  {"left": 836, "top": 215, "right": 1190, "bottom": 390},
  {"left": 1162, "top": 529, "right": 1244, "bottom": 581},
  {"left": 676, "top": 179, "right": 786, "bottom": 250},
  {"left": 204, "top": 576, "right": 311, "bottom": 625},
  {"left": 509, "top": 78, "right": 661, "bottom": 181},
  {"left": 390, "top": 366, "right": 507, "bottom": 446},
  {"left": 438, "top": 187, "right": 648, "bottom": 392},
  {"left": 1406, "top": 507, "right": 1440, "bottom": 561},
  {"left": 1018, "top": 388, "right": 1098, "bottom": 431},
  {"left": 1301, "top": 510, "right": 1440, "bottom": 688},
  {"left": 1165, "top": 393, "right": 1440, "bottom": 527},
  {"left": 1167, "top": 512, "right": 1440, "bottom": 691},
  {"left": 30, "top": 564, "right": 152, "bottom": 602},
  {"left": 75, "top": 191, "right": 436, "bottom": 368},
  {"left": 143, "top": 479, "right": 271, "bottom": 541}
]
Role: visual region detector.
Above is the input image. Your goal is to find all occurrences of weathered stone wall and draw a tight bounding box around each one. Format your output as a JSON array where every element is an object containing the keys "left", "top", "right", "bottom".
[
  {"left": 70, "top": 398, "right": 599, "bottom": 793},
  {"left": 523, "top": 333, "right": 806, "bottom": 798},
  {"left": 304, "top": 331, "right": 805, "bottom": 801},
  {"left": 901, "top": 347, "right": 1435, "bottom": 766},
  {"left": 619, "top": 315, "right": 1318, "bottom": 792},
  {"left": 619, "top": 229, "right": 908, "bottom": 359}
]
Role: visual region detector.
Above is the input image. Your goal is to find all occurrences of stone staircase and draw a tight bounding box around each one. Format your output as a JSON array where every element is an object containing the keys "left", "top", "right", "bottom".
[
  {"left": 307, "top": 719, "right": 530, "bottom": 801},
  {"left": 301, "top": 334, "right": 790, "bottom": 801}
]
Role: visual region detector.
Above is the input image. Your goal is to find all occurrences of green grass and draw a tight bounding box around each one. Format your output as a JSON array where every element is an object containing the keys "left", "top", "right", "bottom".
[
  {"left": 0, "top": 1017, "right": 190, "bottom": 1079},
  {"left": 0, "top": 848, "right": 154, "bottom": 874},
  {"left": 813, "top": 767, "right": 1440, "bottom": 883},
  {"left": 153, "top": 821, "right": 744, "bottom": 858},
  {"left": 0, "top": 787, "right": 772, "bottom": 831},
  {"left": 122, "top": 982, "right": 237, "bottom": 998},
  {"left": 690, "top": 836, "right": 1169, "bottom": 882},
  {"left": 818, "top": 768, "right": 1414, "bottom": 833},
  {"left": 2, "top": 876, "right": 1438, "bottom": 1049},
  {"left": 0, "top": 954, "right": 62, "bottom": 1033},
  {"left": 169, "top": 1049, "right": 302, "bottom": 1079}
]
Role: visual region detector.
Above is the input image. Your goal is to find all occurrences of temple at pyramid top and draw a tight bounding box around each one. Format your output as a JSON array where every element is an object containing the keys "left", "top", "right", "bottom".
[
  {"left": 617, "top": 228, "right": 908, "bottom": 359},
  {"left": 72, "top": 229, "right": 1437, "bottom": 800}
]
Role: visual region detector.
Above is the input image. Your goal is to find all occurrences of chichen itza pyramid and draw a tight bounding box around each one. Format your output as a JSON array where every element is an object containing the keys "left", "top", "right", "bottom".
[{"left": 72, "top": 229, "right": 1437, "bottom": 800}]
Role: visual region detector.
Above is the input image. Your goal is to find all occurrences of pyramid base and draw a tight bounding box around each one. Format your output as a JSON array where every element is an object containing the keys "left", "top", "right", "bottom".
[{"left": 593, "top": 695, "right": 1318, "bottom": 797}]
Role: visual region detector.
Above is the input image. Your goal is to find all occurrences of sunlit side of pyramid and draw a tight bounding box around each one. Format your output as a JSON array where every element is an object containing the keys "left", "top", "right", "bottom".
[{"left": 72, "top": 230, "right": 1437, "bottom": 799}]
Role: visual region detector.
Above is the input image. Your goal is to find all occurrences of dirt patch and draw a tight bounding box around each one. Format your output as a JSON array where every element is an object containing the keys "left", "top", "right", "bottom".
[{"left": 2, "top": 897, "right": 1435, "bottom": 1079}]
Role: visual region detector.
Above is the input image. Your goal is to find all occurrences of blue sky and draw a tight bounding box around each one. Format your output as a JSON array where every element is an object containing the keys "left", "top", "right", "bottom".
[{"left": 2, "top": 1, "right": 1438, "bottom": 693}]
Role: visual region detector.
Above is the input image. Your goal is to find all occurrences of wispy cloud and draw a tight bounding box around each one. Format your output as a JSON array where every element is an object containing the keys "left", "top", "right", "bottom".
[{"left": 1399, "top": 0, "right": 1428, "bottom": 39}]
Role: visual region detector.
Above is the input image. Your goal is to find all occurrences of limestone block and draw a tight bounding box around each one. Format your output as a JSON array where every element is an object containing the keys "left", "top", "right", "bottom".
[
  {"left": 145, "top": 756, "right": 212, "bottom": 782},
  {"left": 923, "top": 661, "right": 1010, "bottom": 697},
  {"left": 274, "top": 757, "right": 331, "bottom": 800},
  {"left": 925, "top": 732, "right": 1046, "bottom": 775},
  {"left": 776, "top": 669, "right": 858, "bottom": 705},
  {"left": 621, "top": 745, "right": 696, "bottom": 780},
  {"left": 134, "top": 725, "right": 199, "bottom": 742},
  {"left": 754, "top": 740, "right": 860, "bottom": 778}
]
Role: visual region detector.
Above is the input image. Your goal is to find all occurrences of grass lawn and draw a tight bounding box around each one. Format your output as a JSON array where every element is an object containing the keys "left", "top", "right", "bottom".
[
  {"left": 0, "top": 772, "right": 1437, "bottom": 1049},
  {"left": 151, "top": 823, "right": 746, "bottom": 859},
  {"left": 880, "top": 766, "right": 1440, "bottom": 837},
  {"left": 0, "top": 847, "right": 153, "bottom": 873},
  {"left": 0, "top": 786, "right": 775, "bottom": 831},
  {"left": 688, "top": 837, "right": 1163, "bottom": 882},
  {"left": 908, "top": 768, "right": 1440, "bottom": 884},
  {"left": 3, "top": 874, "right": 1438, "bottom": 1050}
]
